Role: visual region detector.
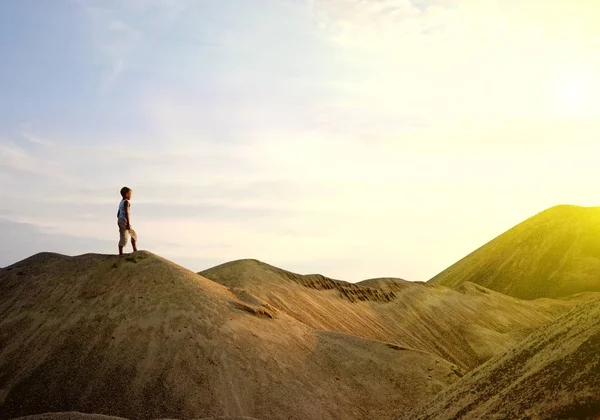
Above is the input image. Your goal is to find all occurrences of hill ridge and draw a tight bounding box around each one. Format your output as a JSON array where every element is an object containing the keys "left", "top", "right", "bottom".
[
  {"left": 200, "top": 256, "right": 580, "bottom": 371},
  {"left": 428, "top": 204, "right": 600, "bottom": 299},
  {"left": 201, "top": 259, "right": 400, "bottom": 304}
]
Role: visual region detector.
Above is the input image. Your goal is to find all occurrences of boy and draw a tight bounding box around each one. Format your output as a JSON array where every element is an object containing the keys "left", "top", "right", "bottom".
[{"left": 117, "top": 186, "right": 138, "bottom": 255}]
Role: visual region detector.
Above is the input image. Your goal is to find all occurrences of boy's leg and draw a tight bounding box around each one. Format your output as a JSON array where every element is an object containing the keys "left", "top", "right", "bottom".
[
  {"left": 118, "top": 219, "right": 129, "bottom": 255},
  {"left": 129, "top": 228, "right": 138, "bottom": 252}
]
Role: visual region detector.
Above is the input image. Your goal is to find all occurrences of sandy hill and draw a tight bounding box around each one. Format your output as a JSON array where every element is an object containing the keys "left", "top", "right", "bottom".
[
  {"left": 10, "top": 414, "right": 259, "bottom": 420},
  {"left": 199, "top": 259, "right": 578, "bottom": 371},
  {"left": 428, "top": 204, "right": 600, "bottom": 300},
  {"left": 398, "top": 297, "right": 600, "bottom": 420},
  {"left": 355, "top": 277, "right": 416, "bottom": 292},
  {"left": 0, "top": 251, "right": 458, "bottom": 420}
]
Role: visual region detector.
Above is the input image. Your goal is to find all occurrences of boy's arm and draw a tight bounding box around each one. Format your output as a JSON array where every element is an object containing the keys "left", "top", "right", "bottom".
[{"left": 126, "top": 201, "right": 131, "bottom": 228}]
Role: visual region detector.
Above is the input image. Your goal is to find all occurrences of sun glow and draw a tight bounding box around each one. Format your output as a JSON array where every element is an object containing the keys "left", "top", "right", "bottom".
[{"left": 553, "top": 71, "right": 599, "bottom": 117}]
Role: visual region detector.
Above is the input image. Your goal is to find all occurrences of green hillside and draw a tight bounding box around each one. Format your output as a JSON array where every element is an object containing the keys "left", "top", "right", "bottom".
[{"left": 428, "top": 205, "right": 600, "bottom": 299}]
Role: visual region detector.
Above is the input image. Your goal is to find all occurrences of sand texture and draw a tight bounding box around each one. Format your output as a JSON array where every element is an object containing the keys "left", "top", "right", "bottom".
[
  {"left": 200, "top": 258, "right": 578, "bottom": 371},
  {"left": 9, "top": 412, "right": 260, "bottom": 420},
  {"left": 398, "top": 298, "right": 600, "bottom": 419},
  {"left": 0, "top": 251, "right": 456, "bottom": 420}
]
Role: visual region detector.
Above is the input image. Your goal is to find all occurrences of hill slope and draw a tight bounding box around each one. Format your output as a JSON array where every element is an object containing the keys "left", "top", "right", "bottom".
[
  {"left": 200, "top": 258, "right": 578, "bottom": 371},
  {"left": 0, "top": 251, "right": 457, "bottom": 420},
  {"left": 9, "top": 413, "right": 259, "bottom": 420},
  {"left": 399, "top": 297, "right": 600, "bottom": 419},
  {"left": 428, "top": 205, "right": 600, "bottom": 299}
]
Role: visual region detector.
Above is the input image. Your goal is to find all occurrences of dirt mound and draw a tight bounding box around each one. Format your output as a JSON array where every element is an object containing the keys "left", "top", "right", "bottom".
[
  {"left": 0, "top": 251, "right": 456, "bottom": 420},
  {"left": 201, "top": 260, "right": 578, "bottom": 371},
  {"left": 11, "top": 413, "right": 129, "bottom": 420},
  {"left": 399, "top": 298, "right": 600, "bottom": 419},
  {"left": 202, "top": 259, "right": 397, "bottom": 303},
  {"left": 10, "top": 413, "right": 261, "bottom": 420},
  {"left": 10, "top": 412, "right": 261, "bottom": 420},
  {"left": 355, "top": 277, "right": 416, "bottom": 292}
]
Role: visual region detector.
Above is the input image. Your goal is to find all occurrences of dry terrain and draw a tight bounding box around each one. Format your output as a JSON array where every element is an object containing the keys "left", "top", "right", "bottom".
[
  {"left": 0, "top": 252, "right": 456, "bottom": 420},
  {"left": 429, "top": 205, "right": 600, "bottom": 299},
  {"left": 398, "top": 297, "right": 600, "bottom": 419},
  {"left": 200, "top": 259, "right": 577, "bottom": 371},
  {"left": 10, "top": 413, "right": 259, "bottom": 420},
  {"left": 3, "top": 204, "right": 600, "bottom": 419}
]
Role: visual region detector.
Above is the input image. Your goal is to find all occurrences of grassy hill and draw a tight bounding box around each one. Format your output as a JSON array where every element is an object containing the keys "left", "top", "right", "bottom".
[{"left": 428, "top": 205, "right": 600, "bottom": 299}]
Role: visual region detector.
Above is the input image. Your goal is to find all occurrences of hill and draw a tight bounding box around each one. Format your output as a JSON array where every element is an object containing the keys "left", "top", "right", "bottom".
[
  {"left": 200, "top": 258, "right": 578, "bottom": 371},
  {"left": 0, "top": 251, "right": 457, "bottom": 420},
  {"left": 398, "top": 297, "right": 600, "bottom": 419},
  {"left": 428, "top": 205, "right": 600, "bottom": 299},
  {"left": 9, "top": 414, "right": 259, "bottom": 420}
]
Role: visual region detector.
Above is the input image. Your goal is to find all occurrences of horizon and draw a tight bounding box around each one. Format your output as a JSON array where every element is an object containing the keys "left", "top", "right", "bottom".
[
  {"left": 1, "top": 202, "right": 598, "bottom": 281},
  {"left": 1, "top": 1, "right": 599, "bottom": 282}
]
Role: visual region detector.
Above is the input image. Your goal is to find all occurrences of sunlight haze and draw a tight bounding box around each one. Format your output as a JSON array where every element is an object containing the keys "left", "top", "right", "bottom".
[{"left": 1, "top": 0, "right": 599, "bottom": 281}]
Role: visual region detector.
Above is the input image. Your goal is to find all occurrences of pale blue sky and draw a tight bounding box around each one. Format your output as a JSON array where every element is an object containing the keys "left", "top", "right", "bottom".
[{"left": 1, "top": 0, "right": 600, "bottom": 281}]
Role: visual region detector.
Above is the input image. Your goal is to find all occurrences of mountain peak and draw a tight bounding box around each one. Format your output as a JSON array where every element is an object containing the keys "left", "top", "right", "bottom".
[{"left": 429, "top": 204, "right": 600, "bottom": 299}]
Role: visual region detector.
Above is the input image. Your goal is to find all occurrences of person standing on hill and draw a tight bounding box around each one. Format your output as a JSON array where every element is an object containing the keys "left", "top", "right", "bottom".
[{"left": 117, "top": 186, "right": 138, "bottom": 255}]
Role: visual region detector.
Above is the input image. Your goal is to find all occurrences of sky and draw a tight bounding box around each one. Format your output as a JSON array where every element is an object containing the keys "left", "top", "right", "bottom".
[{"left": 1, "top": 0, "right": 600, "bottom": 281}]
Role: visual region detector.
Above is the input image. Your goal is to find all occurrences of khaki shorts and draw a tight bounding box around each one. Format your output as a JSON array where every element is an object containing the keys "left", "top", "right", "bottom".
[{"left": 118, "top": 218, "right": 138, "bottom": 247}]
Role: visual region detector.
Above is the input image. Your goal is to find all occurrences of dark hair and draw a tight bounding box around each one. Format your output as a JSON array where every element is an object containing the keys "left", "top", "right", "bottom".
[{"left": 120, "top": 186, "right": 131, "bottom": 198}]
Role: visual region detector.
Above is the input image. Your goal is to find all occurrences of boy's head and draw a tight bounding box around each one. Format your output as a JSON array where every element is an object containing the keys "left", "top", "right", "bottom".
[{"left": 120, "top": 186, "right": 132, "bottom": 200}]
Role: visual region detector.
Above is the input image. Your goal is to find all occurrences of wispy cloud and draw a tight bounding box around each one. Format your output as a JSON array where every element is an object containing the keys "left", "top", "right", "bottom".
[
  {"left": 3, "top": 0, "right": 600, "bottom": 282},
  {"left": 20, "top": 131, "right": 53, "bottom": 146},
  {"left": 0, "top": 142, "right": 46, "bottom": 175},
  {"left": 76, "top": 0, "right": 187, "bottom": 91}
]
